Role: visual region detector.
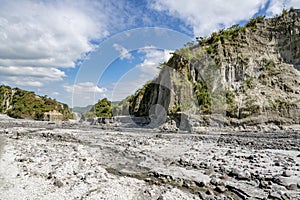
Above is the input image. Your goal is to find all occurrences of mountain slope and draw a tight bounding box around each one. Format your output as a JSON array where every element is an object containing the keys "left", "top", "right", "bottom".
[
  {"left": 116, "top": 8, "right": 300, "bottom": 129},
  {"left": 0, "top": 85, "right": 72, "bottom": 120}
]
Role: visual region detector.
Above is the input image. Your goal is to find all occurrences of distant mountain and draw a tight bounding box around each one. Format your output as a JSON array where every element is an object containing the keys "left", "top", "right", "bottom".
[
  {"left": 0, "top": 85, "right": 72, "bottom": 120},
  {"left": 115, "top": 8, "right": 300, "bottom": 128},
  {"left": 72, "top": 105, "right": 93, "bottom": 114}
]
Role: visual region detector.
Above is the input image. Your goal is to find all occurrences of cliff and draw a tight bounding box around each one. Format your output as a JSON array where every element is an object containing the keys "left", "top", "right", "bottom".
[
  {"left": 0, "top": 85, "right": 72, "bottom": 121},
  {"left": 116, "top": 8, "right": 300, "bottom": 129}
]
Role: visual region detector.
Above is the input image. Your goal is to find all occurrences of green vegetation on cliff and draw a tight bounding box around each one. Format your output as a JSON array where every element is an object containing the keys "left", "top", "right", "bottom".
[
  {"left": 90, "top": 98, "right": 113, "bottom": 118},
  {"left": 115, "top": 8, "right": 300, "bottom": 126},
  {"left": 0, "top": 85, "right": 72, "bottom": 120}
]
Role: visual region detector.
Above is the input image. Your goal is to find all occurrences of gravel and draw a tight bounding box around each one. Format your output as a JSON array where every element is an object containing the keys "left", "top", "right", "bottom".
[{"left": 0, "top": 115, "right": 299, "bottom": 199}]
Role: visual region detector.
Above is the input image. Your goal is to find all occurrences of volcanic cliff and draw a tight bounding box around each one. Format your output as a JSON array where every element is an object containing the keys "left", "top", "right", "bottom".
[
  {"left": 0, "top": 85, "right": 72, "bottom": 121},
  {"left": 116, "top": 8, "right": 300, "bottom": 129}
]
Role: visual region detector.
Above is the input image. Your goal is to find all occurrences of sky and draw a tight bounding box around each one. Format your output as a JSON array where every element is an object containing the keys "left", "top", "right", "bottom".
[{"left": 0, "top": 0, "right": 299, "bottom": 107}]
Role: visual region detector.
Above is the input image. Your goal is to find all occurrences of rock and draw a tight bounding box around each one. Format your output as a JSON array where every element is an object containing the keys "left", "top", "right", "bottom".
[
  {"left": 274, "top": 161, "right": 281, "bottom": 166},
  {"left": 286, "top": 184, "right": 297, "bottom": 190},
  {"left": 268, "top": 192, "right": 282, "bottom": 200},
  {"left": 195, "top": 180, "right": 207, "bottom": 187},
  {"left": 237, "top": 170, "right": 252, "bottom": 180},
  {"left": 282, "top": 170, "right": 292, "bottom": 177},
  {"left": 215, "top": 186, "right": 227, "bottom": 193},
  {"left": 272, "top": 177, "right": 288, "bottom": 186},
  {"left": 204, "top": 168, "right": 214, "bottom": 175},
  {"left": 198, "top": 192, "right": 207, "bottom": 200},
  {"left": 205, "top": 189, "right": 214, "bottom": 196},
  {"left": 53, "top": 179, "right": 64, "bottom": 188},
  {"left": 219, "top": 174, "right": 228, "bottom": 180},
  {"left": 159, "top": 120, "right": 178, "bottom": 132},
  {"left": 210, "top": 178, "right": 219, "bottom": 186},
  {"left": 281, "top": 193, "right": 291, "bottom": 200},
  {"left": 259, "top": 180, "right": 268, "bottom": 188},
  {"left": 229, "top": 168, "right": 240, "bottom": 177}
]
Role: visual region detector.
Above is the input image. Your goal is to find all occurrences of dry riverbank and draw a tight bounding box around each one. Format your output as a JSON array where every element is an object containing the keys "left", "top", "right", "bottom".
[{"left": 0, "top": 115, "right": 299, "bottom": 199}]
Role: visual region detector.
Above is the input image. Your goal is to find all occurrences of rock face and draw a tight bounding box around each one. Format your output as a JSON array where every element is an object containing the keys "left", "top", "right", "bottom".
[
  {"left": 43, "top": 110, "right": 64, "bottom": 122},
  {"left": 0, "top": 85, "right": 72, "bottom": 121},
  {"left": 119, "top": 9, "right": 300, "bottom": 128}
]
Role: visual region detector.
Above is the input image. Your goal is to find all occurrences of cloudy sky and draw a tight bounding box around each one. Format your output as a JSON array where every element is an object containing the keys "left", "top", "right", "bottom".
[{"left": 0, "top": 0, "right": 299, "bottom": 107}]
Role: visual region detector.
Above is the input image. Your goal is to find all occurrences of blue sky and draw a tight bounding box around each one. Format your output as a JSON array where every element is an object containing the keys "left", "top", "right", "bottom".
[{"left": 0, "top": 0, "right": 299, "bottom": 107}]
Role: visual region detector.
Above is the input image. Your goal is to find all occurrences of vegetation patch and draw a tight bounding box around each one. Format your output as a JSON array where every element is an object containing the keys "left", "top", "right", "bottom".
[
  {"left": 0, "top": 85, "right": 72, "bottom": 120},
  {"left": 194, "top": 81, "right": 211, "bottom": 113},
  {"left": 91, "top": 98, "right": 113, "bottom": 118}
]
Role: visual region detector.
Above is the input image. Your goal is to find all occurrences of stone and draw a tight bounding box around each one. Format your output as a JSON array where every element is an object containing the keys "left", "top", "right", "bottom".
[
  {"left": 215, "top": 186, "right": 227, "bottom": 193},
  {"left": 274, "top": 161, "right": 281, "bottom": 167},
  {"left": 198, "top": 192, "right": 207, "bottom": 200},
  {"left": 219, "top": 174, "right": 229, "bottom": 180},
  {"left": 195, "top": 180, "right": 206, "bottom": 187},
  {"left": 282, "top": 170, "right": 292, "bottom": 177},
  {"left": 53, "top": 179, "right": 64, "bottom": 188},
  {"left": 259, "top": 180, "right": 268, "bottom": 188},
  {"left": 268, "top": 192, "right": 282, "bottom": 200},
  {"left": 205, "top": 189, "right": 214, "bottom": 196},
  {"left": 286, "top": 184, "right": 297, "bottom": 190},
  {"left": 229, "top": 168, "right": 240, "bottom": 177},
  {"left": 281, "top": 193, "right": 291, "bottom": 200},
  {"left": 210, "top": 178, "right": 219, "bottom": 186},
  {"left": 237, "top": 170, "right": 252, "bottom": 180}
]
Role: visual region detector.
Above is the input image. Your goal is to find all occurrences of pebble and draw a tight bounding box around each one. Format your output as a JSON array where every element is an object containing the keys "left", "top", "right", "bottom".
[
  {"left": 53, "top": 179, "right": 64, "bottom": 188},
  {"left": 268, "top": 192, "right": 282, "bottom": 199},
  {"left": 229, "top": 168, "right": 240, "bottom": 177},
  {"left": 282, "top": 170, "right": 292, "bottom": 177},
  {"left": 195, "top": 180, "right": 206, "bottom": 187},
  {"left": 205, "top": 189, "right": 214, "bottom": 196},
  {"left": 219, "top": 174, "right": 228, "bottom": 180},
  {"left": 286, "top": 184, "right": 297, "bottom": 190},
  {"left": 210, "top": 178, "right": 218, "bottom": 186},
  {"left": 215, "top": 186, "right": 227, "bottom": 193},
  {"left": 237, "top": 170, "right": 251, "bottom": 180},
  {"left": 281, "top": 193, "right": 291, "bottom": 200},
  {"left": 274, "top": 161, "right": 281, "bottom": 166}
]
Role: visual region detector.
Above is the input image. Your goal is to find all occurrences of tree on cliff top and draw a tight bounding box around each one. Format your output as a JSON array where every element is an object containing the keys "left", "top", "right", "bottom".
[{"left": 92, "top": 98, "right": 112, "bottom": 117}]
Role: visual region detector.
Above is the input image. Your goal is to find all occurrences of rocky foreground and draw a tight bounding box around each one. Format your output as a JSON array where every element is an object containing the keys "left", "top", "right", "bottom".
[{"left": 0, "top": 115, "right": 299, "bottom": 199}]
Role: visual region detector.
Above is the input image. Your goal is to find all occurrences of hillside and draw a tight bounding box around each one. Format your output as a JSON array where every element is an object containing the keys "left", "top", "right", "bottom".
[
  {"left": 115, "top": 8, "right": 300, "bottom": 129},
  {"left": 0, "top": 85, "right": 72, "bottom": 120}
]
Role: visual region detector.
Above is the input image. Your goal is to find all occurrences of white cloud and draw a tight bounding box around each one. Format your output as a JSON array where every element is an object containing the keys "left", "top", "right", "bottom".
[
  {"left": 0, "top": 0, "right": 113, "bottom": 87},
  {"left": 0, "top": 66, "right": 65, "bottom": 87},
  {"left": 110, "top": 47, "right": 173, "bottom": 101},
  {"left": 267, "top": 0, "right": 300, "bottom": 16},
  {"left": 137, "top": 46, "right": 173, "bottom": 77},
  {"left": 64, "top": 82, "right": 107, "bottom": 94},
  {"left": 150, "top": 0, "right": 268, "bottom": 36},
  {"left": 113, "top": 43, "right": 133, "bottom": 60},
  {"left": 8, "top": 79, "right": 43, "bottom": 87},
  {"left": 64, "top": 82, "right": 107, "bottom": 106},
  {"left": 52, "top": 92, "right": 60, "bottom": 96},
  {"left": 0, "top": 66, "right": 65, "bottom": 81}
]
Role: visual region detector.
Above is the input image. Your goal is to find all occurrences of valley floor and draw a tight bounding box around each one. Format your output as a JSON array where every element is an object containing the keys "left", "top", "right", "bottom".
[{"left": 0, "top": 115, "right": 299, "bottom": 200}]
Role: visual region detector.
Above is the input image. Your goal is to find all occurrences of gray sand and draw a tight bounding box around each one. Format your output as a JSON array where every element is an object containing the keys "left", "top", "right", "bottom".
[{"left": 0, "top": 136, "right": 5, "bottom": 159}]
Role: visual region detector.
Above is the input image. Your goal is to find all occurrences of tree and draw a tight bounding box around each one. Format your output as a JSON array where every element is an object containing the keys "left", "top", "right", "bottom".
[{"left": 92, "top": 98, "right": 112, "bottom": 117}]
